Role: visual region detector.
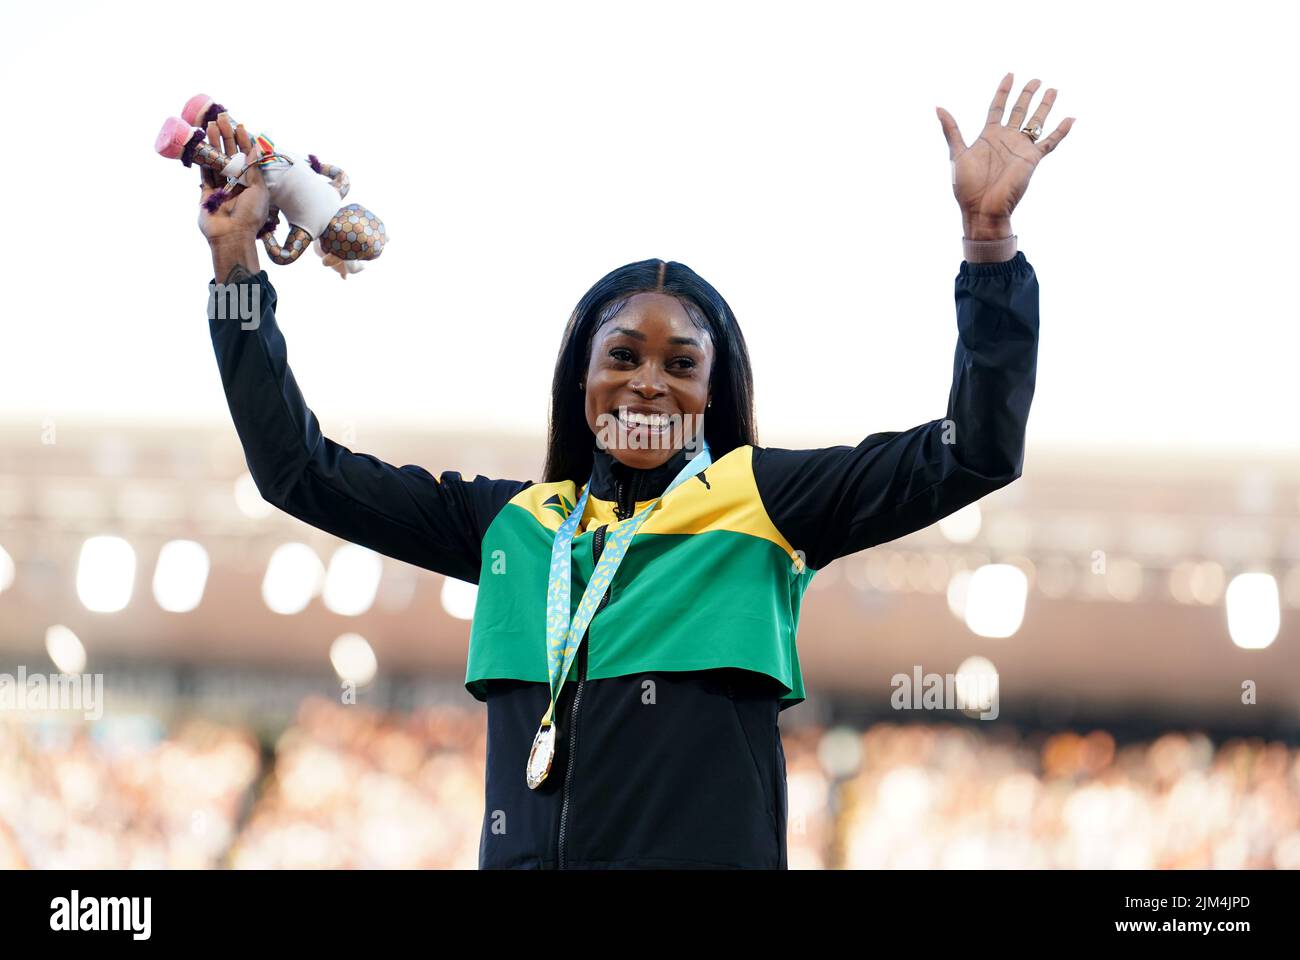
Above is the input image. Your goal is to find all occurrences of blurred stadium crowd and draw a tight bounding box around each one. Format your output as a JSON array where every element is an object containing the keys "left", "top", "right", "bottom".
[{"left": 2, "top": 699, "right": 1298, "bottom": 869}]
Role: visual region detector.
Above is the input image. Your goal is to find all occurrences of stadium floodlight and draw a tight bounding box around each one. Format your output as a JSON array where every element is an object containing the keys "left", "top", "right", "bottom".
[
  {"left": 938, "top": 503, "right": 982, "bottom": 544},
  {"left": 233, "top": 471, "right": 276, "bottom": 520},
  {"left": 0, "top": 544, "right": 13, "bottom": 594},
  {"left": 261, "top": 543, "right": 325, "bottom": 615},
  {"left": 955, "top": 655, "right": 999, "bottom": 714},
  {"left": 440, "top": 577, "right": 478, "bottom": 621},
  {"left": 1225, "top": 572, "right": 1279, "bottom": 650},
  {"left": 76, "top": 535, "right": 136, "bottom": 613},
  {"left": 152, "top": 539, "right": 210, "bottom": 613},
  {"left": 323, "top": 544, "right": 383, "bottom": 616},
  {"left": 45, "top": 624, "right": 87, "bottom": 674},
  {"left": 963, "top": 563, "right": 1028, "bottom": 638},
  {"left": 329, "top": 633, "right": 378, "bottom": 685}
]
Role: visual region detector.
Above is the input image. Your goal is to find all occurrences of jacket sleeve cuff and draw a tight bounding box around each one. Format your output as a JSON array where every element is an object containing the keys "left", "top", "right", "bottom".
[
  {"left": 207, "top": 268, "right": 277, "bottom": 325},
  {"left": 957, "top": 250, "right": 1030, "bottom": 279},
  {"left": 208, "top": 268, "right": 271, "bottom": 289},
  {"left": 962, "top": 234, "right": 1018, "bottom": 264}
]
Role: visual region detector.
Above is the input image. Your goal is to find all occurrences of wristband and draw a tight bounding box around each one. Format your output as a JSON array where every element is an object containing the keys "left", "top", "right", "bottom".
[{"left": 963, "top": 234, "right": 1018, "bottom": 263}]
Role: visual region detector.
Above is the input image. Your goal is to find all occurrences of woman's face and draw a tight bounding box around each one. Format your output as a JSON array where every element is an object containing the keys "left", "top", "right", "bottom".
[{"left": 584, "top": 292, "right": 715, "bottom": 470}]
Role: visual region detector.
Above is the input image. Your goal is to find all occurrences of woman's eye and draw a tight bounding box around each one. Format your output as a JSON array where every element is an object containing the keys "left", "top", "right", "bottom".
[{"left": 607, "top": 349, "right": 696, "bottom": 371}]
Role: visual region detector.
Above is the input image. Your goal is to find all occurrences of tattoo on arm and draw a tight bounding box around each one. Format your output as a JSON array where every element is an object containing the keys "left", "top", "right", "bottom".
[{"left": 223, "top": 262, "right": 256, "bottom": 284}]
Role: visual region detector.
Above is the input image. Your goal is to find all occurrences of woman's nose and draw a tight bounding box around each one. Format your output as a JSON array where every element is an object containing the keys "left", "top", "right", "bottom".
[
  {"left": 634, "top": 359, "right": 672, "bottom": 388},
  {"left": 629, "top": 376, "right": 666, "bottom": 396}
]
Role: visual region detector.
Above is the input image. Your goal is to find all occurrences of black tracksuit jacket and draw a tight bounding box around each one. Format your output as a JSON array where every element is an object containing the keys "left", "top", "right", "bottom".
[{"left": 206, "top": 252, "right": 1039, "bottom": 869}]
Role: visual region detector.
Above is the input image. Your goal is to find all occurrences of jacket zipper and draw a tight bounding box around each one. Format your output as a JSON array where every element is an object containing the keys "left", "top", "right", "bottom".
[{"left": 556, "top": 474, "right": 637, "bottom": 869}]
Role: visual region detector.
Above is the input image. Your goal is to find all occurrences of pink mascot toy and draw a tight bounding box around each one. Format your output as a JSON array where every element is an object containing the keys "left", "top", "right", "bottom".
[{"left": 156, "top": 95, "right": 387, "bottom": 278}]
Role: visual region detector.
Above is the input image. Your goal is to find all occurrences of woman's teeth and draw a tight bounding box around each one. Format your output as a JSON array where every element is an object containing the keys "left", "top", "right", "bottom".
[{"left": 618, "top": 411, "right": 670, "bottom": 430}]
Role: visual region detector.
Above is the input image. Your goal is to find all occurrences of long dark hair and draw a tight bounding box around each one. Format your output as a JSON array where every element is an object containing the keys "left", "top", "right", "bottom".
[{"left": 542, "top": 258, "right": 758, "bottom": 485}]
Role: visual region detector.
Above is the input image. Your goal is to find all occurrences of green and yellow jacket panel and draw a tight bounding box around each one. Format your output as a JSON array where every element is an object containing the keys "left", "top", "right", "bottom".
[{"left": 466, "top": 444, "right": 814, "bottom": 707}]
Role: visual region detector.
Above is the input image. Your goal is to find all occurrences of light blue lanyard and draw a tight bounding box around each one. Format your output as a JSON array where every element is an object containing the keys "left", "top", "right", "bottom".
[{"left": 539, "top": 438, "right": 713, "bottom": 726}]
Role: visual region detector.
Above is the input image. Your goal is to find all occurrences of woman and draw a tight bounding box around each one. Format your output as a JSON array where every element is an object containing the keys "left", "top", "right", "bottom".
[{"left": 197, "top": 73, "right": 1073, "bottom": 869}]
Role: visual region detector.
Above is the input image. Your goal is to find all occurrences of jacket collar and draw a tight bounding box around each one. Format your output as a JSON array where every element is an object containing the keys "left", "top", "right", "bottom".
[{"left": 588, "top": 443, "right": 692, "bottom": 503}]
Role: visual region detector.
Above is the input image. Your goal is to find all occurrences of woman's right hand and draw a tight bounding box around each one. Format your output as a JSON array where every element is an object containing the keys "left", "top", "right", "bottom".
[
  {"left": 936, "top": 72, "right": 1075, "bottom": 240},
  {"left": 199, "top": 113, "right": 270, "bottom": 259}
]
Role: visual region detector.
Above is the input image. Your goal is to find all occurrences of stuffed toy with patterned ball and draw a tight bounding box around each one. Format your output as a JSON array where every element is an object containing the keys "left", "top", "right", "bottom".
[{"left": 155, "top": 95, "right": 387, "bottom": 278}]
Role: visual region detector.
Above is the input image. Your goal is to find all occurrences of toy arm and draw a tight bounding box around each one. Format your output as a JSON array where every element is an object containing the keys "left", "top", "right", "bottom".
[
  {"left": 253, "top": 203, "right": 312, "bottom": 265},
  {"left": 261, "top": 223, "right": 314, "bottom": 265},
  {"left": 307, "top": 155, "right": 350, "bottom": 199}
]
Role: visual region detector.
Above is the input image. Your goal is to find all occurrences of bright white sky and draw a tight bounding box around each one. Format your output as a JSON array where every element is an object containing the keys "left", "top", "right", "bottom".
[{"left": 1, "top": 0, "right": 1296, "bottom": 456}]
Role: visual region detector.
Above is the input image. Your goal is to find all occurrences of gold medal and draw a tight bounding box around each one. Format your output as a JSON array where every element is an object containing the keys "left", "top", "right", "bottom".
[{"left": 526, "top": 721, "right": 557, "bottom": 789}]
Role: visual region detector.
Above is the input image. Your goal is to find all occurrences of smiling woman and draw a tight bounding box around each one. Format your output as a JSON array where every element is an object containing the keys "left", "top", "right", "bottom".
[
  {"left": 200, "top": 71, "right": 1068, "bottom": 869},
  {"left": 575, "top": 286, "right": 717, "bottom": 470},
  {"left": 549, "top": 259, "right": 749, "bottom": 478}
]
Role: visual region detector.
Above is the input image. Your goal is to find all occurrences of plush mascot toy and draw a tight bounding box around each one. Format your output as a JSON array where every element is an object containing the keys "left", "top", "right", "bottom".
[{"left": 155, "top": 95, "right": 387, "bottom": 278}]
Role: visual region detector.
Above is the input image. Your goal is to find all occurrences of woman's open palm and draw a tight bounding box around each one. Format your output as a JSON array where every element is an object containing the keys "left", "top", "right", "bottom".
[{"left": 937, "top": 73, "right": 1075, "bottom": 224}]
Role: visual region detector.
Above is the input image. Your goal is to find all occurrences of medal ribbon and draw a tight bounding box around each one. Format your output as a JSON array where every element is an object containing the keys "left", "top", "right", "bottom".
[{"left": 537, "top": 437, "right": 713, "bottom": 731}]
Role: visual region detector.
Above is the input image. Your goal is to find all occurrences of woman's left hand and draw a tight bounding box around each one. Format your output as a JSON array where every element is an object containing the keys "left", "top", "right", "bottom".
[{"left": 937, "top": 72, "right": 1075, "bottom": 239}]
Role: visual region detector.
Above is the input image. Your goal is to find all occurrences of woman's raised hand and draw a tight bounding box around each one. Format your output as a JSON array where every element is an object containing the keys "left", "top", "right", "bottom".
[
  {"left": 198, "top": 112, "right": 270, "bottom": 247},
  {"left": 936, "top": 72, "right": 1075, "bottom": 239}
]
